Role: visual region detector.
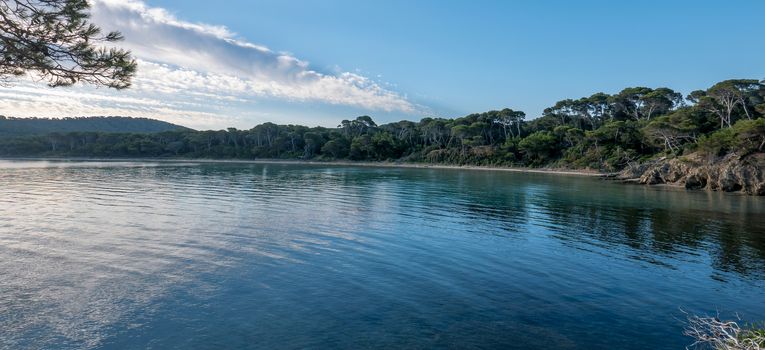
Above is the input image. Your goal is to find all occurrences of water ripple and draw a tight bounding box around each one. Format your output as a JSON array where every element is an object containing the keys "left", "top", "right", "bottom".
[{"left": 1, "top": 160, "right": 764, "bottom": 350}]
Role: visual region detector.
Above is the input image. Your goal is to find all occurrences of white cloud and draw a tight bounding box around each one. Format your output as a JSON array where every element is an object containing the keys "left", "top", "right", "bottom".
[
  {"left": 89, "top": 0, "right": 416, "bottom": 112},
  {"left": 0, "top": 83, "right": 243, "bottom": 130},
  {"left": 0, "top": 0, "right": 420, "bottom": 129}
]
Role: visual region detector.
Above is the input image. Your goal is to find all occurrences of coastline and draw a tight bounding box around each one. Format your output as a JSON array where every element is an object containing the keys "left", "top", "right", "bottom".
[{"left": 0, "top": 157, "right": 606, "bottom": 177}]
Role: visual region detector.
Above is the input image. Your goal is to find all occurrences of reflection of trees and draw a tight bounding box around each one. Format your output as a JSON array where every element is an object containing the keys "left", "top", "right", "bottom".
[
  {"left": 196, "top": 164, "right": 765, "bottom": 278},
  {"left": 541, "top": 196, "right": 765, "bottom": 277},
  {"left": 710, "top": 221, "right": 765, "bottom": 275},
  {"left": 434, "top": 172, "right": 765, "bottom": 278},
  {"left": 424, "top": 170, "right": 532, "bottom": 235}
]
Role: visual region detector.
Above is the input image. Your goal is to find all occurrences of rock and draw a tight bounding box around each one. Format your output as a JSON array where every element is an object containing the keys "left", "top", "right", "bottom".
[
  {"left": 720, "top": 178, "right": 742, "bottom": 192},
  {"left": 719, "top": 167, "right": 741, "bottom": 192},
  {"left": 639, "top": 169, "right": 663, "bottom": 185},
  {"left": 616, "top": 152, "right": 765, "bottom": 195},
  {"left": 620, "top": 162, "right": 652, "bottom": 179},
  {"left": 685, "top": 174, "right": 706, "bottom": 190},
  {"left": 755, "top": 183, "right": 765, "bottom": 196}
]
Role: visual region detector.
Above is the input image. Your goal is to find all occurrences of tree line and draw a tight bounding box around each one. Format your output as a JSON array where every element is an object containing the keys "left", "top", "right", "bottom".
[
  {"left": 0, "top": 116, "right": 186, "bottom": 137},
  {"left": 1, "top": 79, "right": 763, "bottom": 171}
]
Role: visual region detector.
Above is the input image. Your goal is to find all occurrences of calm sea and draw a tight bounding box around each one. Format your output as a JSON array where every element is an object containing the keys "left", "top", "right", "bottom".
[{"left": 1, "top": 160, "right": 763, "bottom": 349}]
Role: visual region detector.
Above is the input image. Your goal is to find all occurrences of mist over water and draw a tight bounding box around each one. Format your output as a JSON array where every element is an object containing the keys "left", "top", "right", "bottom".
[{"left": 1, "top": 160, "right": 764, "bottom": 349}]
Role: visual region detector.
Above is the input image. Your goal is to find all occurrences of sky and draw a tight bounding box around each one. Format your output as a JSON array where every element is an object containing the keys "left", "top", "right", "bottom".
[{"left": 1, "top": 0, "right": 763, "bottom": 130}]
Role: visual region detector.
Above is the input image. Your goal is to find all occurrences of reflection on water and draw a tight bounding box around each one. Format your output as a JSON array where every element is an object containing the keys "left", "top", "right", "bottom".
[{"left": 0, "top": 160, "right": 763, "bottom": 349}]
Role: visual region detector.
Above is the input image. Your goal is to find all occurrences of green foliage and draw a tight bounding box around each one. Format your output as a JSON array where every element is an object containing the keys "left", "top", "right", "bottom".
[
  {"left": 697, "top": 128, "right": 735, "bottom": 156},
  {"left": 697, "top": 118, "right": 765, "bottom": 156},
  {"left": 0, "top": 0, "right": 137, "bottom": 88},
  {"left": 349, "top": 135, "right": 373, "bottom": 160},
  {"left": 320, "top": 139, "right": 349, "bottom": 159},
  {"left": 371, "top": 132, "right": 399, "bottom": 160},
  {"left": 741, "top": 324, "right": 765, "bottom": 346},
  {"left": 642, "top": 109, "right": 703, "bottom": 153},
  {"left": 732, "top": 118, "right": 765, "bottom": 153},
  {"left": 518, "top": 131, "right": 558, "bottom": 164},
  {"left": 1, "top": 78, "right": 763, "bottom": 170}
]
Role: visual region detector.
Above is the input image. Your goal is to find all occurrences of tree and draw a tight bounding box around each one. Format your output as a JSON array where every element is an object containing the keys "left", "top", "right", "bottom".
[
  {"left": 611, "top": 87, "right": 653, "bottom": 120},
  {"left": 302, "top": 132, "right": 323, "bottom": 158},
  {"left": 643, "top": 114, "right": 697, "bottom": 153},
  {"left": 728, "top": 79, "right": 763, "bottom": 120},
  {"left": 0, "top": 0, "right": 136, "bottom": 88},
  {"left": 339, "top": 115, "right": 377, "bottom": 138},
  {"left": 493, "top": 108, "right": 525, "bottom": 139},
  {"left": 518, "top": 131, "right": 558, "bottom": 164},
  {"left": 586, "top": 92, "right": 612, "bottom": 124},
  {"left": 543, "top": 99, "right": 578, "bottom": 126},
  {"left": 450, "top": 124, "right": 471, "bottom": 154},
  {"left": 383, "top": 120, "right": 418, "bottom": 147},
  {"left": 641, "top": 88, "right": 683, "bottom": 120},
  {"left": 732, "top": 118, "right": 765, "bottom": 153},
  {"left": 349, "top": 134, "right": 373, "bottom": 160},
  {"left": 321, "top": 139, "right": 349, "bottom": 158},
  {"left": 1, "top": 78, "right": 763, "bottom": 173},
  {"left": 702, "top": 80, "right": 763, "bottom": 128},
  {"left": 420, "top": 118, "right": 449, "bottom": 147},
  {"left": 686, "top": 90, "right": 706, "bottom": 104},
  {"left": 554, "top": 125, "right": 584, "bottom": 148},
  {"left": 371, "top": 132, "right": 397, "bottom": 159},
  {"left": 756, "top": 79, "right": 765, "bottom": 116}
]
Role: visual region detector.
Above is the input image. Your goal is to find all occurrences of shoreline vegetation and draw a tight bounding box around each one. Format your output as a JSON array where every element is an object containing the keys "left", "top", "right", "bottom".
[
  {"left": 685, "top": 314, "right": 765, "bottom": 350},
  {"left": 2, "top": 79, "right": 764, "bottom": 194}
]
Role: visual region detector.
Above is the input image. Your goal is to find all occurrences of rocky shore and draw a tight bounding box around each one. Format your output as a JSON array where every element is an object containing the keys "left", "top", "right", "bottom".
[{"left": 616, "top": 152, "right": 765, "bottom": 195}]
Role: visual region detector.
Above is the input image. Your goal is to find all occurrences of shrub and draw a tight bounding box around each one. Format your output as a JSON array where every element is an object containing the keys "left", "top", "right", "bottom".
[
  {"left": 697, "top": 128, "right": 735, "bottom": 156},
  {"left": 518, "top": 131, "right": 558, "bottom": 165}
]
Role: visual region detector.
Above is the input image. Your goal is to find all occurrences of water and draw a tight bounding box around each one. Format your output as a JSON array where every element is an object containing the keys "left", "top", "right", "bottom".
[{"left": 1, "top": 160, "right": 763, "bottom": 350}]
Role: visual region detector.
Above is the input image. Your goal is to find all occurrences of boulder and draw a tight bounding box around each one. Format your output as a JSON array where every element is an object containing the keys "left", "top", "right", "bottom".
[
  {"left": 639, "top": 169, "right": 664, "bottom": 185},
  {"left": 617, "top": 152, "right": 765, "bottom": 195},
  {"left": 684, "top": 174, "right": 707, "bottom": 190}
]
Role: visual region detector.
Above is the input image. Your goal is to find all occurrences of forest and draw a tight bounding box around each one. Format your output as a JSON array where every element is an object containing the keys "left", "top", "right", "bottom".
[
  {"left": 0, "top": 116, "right": 187, "bottom": 137},
  {"left": 1, "top": 79, "right": 764, "bottom": 172}
]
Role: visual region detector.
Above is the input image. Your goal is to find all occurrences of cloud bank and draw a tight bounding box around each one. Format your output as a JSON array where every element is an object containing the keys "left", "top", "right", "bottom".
[{"left": 0, "top": 0, "right": 417, "bottom": 129}]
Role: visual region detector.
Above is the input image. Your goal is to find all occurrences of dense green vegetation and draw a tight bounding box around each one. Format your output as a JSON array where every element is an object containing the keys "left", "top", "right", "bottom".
[
  {"left": 0, "top": 116, "right": 188, "bottom": 137},
  {"left": 1, "top": 79, "right": 763, "bottom": 171}
]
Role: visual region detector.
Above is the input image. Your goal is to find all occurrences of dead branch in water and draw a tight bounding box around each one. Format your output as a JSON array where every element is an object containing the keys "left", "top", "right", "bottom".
[{"left": 684, "top": 311, "right": 764, "bottom": 350}]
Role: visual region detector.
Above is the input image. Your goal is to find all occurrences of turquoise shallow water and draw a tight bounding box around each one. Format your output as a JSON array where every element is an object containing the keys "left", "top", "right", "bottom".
[{"left": 0, "top": 160, "right": 764, "bottom": 349}]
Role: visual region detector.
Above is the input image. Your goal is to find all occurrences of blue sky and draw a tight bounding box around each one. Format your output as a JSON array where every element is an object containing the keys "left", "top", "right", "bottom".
[{"left": 1, "top": 0, "right": 763, "bottom": 129}]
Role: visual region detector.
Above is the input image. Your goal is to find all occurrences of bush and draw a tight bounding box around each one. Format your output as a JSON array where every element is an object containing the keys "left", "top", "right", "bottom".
[
  {"left": 732, "top": 118, "right": 765, "bottom": 153},
  {"left": 697, "top": 128, "right": 735, "bottom": 156},
  {"left": 518, "top": 131, "right": 558, "bottom": 165}
]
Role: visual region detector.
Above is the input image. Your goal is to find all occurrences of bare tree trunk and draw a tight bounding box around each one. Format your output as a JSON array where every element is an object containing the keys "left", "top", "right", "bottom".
[{"left": 741, "top": 100, "right": 752, "bottom": 120}]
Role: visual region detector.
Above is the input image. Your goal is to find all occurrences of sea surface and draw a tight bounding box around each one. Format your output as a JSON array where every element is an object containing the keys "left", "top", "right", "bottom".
[{"left": 1, "top": 160, "right": 764, "bottom": 349}]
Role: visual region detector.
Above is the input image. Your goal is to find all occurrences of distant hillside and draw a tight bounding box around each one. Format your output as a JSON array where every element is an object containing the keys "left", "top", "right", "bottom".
[{"left": 0, "top": 116, "right": 191, "bottom": 136}]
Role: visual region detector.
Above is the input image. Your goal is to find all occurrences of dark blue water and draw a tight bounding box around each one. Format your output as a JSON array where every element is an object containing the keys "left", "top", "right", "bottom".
[{"left": 1, "top": 160, "right": 763, "bottom": 349}]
